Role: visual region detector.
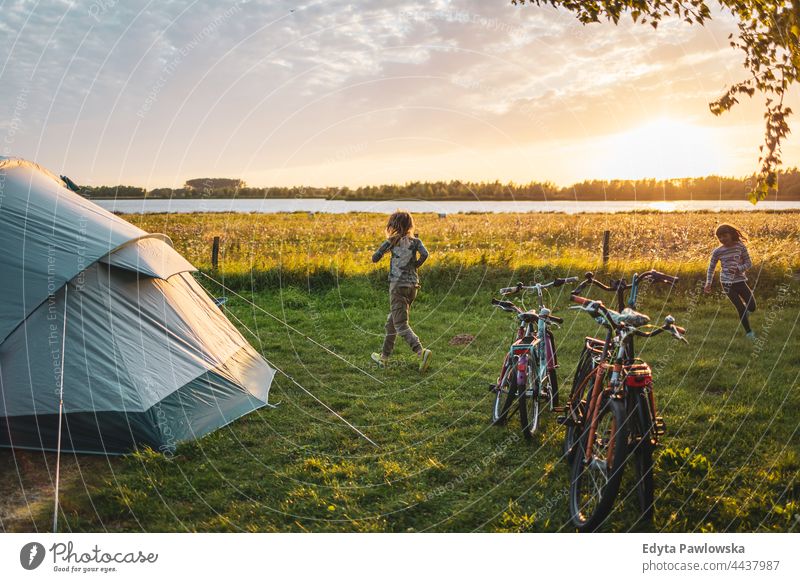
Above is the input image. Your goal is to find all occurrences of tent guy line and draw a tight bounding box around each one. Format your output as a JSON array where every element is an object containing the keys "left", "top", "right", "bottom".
[
  {"left": 52, "top": 283, "right": 68, "bottom": 534},
  {"left": 197, "top": 271, "right": 385, "bottom": 386},
  {"left": 221, "top": 305, "right": 379, "bottom": 449}
]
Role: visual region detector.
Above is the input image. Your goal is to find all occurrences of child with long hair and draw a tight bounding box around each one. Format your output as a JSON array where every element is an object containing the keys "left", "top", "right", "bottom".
[
  {"left": 704, "top": 223, "right": 757, "bottom": 339},
  {"left": 370, "top": 210, "right": 432, "bottom": 371}
]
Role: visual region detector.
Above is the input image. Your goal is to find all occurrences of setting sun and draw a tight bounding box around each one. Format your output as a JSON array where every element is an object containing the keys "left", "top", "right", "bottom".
[{"left": 595, "top": 118, "right": 723, "bottom": 180}]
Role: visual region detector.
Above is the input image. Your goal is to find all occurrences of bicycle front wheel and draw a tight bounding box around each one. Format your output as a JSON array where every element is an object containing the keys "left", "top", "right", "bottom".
[
  {"left": 492, "top": 361, "right": 518, "bottom": 425},
  {"left": 569, "top": 396, "right": 628, "bottom": 532}
]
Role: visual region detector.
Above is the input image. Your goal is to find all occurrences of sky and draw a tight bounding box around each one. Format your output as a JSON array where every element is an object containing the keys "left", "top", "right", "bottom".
[{"left": 0, "top": 0, "right": 797, "bottom": 188}]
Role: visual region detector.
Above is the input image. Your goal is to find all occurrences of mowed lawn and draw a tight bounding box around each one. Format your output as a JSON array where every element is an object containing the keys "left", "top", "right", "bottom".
[{"left": 1, "top": 211, "right": 798, "bottom": 532}]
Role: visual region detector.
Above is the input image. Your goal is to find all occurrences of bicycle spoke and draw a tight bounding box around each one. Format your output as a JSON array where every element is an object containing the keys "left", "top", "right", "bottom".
[{"left": 588, "top": 465, "right": 603, "bottom": 499}]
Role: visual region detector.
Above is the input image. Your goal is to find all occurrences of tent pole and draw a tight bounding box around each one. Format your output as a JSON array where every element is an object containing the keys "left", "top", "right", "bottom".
[{"left": 52, "top": 284, "right": 69, "bottom": 533}]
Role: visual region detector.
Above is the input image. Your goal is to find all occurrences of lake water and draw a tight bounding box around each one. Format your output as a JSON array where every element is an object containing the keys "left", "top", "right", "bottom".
[{"left": 94, "top": 198, "right": 800, "bottom": 215}]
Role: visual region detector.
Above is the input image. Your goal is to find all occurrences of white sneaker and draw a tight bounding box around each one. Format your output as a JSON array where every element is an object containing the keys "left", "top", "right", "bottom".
[
  {"left": 419, "top": 348, "right": 432, "bottom": 372},
  {"left": 371, "top": 352, "right": 388, "bottom": 368},
  {"left": 745, "top": 331, "right": 756, "bottom": 341}
]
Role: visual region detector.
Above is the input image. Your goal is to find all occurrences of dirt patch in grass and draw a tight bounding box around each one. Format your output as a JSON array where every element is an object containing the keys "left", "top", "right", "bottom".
[{"left": 0, "top": 450, "right": 108, "bottom": 532}]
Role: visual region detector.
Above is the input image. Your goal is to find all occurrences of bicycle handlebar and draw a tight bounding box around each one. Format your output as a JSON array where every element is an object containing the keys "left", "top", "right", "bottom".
[
  {"left": 491, "top": 298, "right": 521, "bottom": 313},
  {"left": 499, "top": 276, "right": 580, "bottom": 297},
  {"left": 570, "top": 294, "right": 687, "bottom": 342},
  {"left": 572, "top": 270, "right": 678, "bottom": 294},
  {"left": 570, "top": 294, "right": 606, "bottom": 310},
  {"left": 635, "top": 270, "right": 679, "bottom": 286},
  {"left": 491, "top": 298, "right": 564, "bottom": 324},
  {"left": 499, "top": 283, "right": 523, "bottom": 296},
  {"left": 543, "top": 312, "right": 564, "bottom": 325},
  {"left": 571, "top": 272, "right": 621, "bottom": 296},
  {"left": 633, "top": 321, "right": 688, "bottom": 342},
  {"left": 548, "top": 276, "right": 581, "bottom": 288}
]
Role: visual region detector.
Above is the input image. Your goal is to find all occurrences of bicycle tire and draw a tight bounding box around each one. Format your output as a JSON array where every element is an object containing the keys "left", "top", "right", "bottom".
[
  {"left": 492, "top": 359, "right": 518, "bottom": 425},
  {"left": 519, "top": 357, "right": 540, "bottom": 439},
  {"left": 548, "top": 368, "right": 559, "bottom": 410},
  {"left": 563, "top": 352, "right": 597, "bottom": 464},
  {"left": 569, "top": 396, "right": 628, "bottom": 532},
  {"left": 630, "top": 392, "right": 655, "bottom": 524}
]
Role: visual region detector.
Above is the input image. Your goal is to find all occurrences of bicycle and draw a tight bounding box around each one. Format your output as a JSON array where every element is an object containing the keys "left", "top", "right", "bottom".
[
  {"left": 561, "top": 271, "right": 678, "bottom": 465},
  {"left": 489, "top": 277, "right": 577, "bottom": 439},
  {"left": 564, "top": 276, "right": 687, "bottom": 531}
]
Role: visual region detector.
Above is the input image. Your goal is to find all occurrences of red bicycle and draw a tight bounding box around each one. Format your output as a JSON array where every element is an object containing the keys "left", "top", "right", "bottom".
[{"left": 564, "top": 272, "right": 687, "bottom": 531}]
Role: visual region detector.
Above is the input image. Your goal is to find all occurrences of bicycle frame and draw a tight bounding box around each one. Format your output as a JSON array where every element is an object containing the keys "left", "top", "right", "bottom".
[
  {"left": 571, "top": 270, "right": 677, "bottom": 365},
  {"left": 491, "top": 277, "right": 575, "bottom": 430},
  {"left": 506, "top": 318, "right": 538, "bottom": 393},
  {"left": 572, "top": 299, "right": 682, "bottom": 463},
  {"left": 583, "top": 329, "right": 632, "bottom": 465}
]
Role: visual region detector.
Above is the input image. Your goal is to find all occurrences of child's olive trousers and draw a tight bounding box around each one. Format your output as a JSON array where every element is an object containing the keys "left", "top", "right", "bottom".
[{"left": 381, "top": 283, "right": 422, "bottom": 357}]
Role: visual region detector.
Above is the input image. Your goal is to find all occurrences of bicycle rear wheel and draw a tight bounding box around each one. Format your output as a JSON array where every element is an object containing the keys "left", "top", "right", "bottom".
[
  {"left": 547, "top": 368, "right": 559, "bottom": 410},
  {"left": 629, "top": 392, "right": 655, "bottom": 524},
  {"left": 492, "top": 360, "right": 518, "bottom": 425},
  {"left": 519, "top": 360, "right": 540, "bottom": 439},
  {"left": 569, "top": 396, "right": 628, "bottom": 532}
]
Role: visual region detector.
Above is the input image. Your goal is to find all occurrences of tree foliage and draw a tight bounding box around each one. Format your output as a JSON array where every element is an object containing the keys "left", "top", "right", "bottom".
[
  {"left": 79, "top": 169, "right": 800, "bottom": 201},
  {"left": 512, "top": 0, "right": 799, "bottom": 203},
  {"left": 184, "top": 178, "right": 246, "bottom": 192}
]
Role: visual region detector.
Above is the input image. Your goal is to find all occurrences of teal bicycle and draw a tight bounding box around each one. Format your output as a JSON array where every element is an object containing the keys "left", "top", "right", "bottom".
[{"left": 490, "top": 277, "right": 578, "bottom": 439}]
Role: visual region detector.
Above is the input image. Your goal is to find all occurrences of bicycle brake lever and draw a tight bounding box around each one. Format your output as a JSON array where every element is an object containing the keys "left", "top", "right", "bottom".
[{"left": 663, "top": 323, "right": 688, "bottom": 343}]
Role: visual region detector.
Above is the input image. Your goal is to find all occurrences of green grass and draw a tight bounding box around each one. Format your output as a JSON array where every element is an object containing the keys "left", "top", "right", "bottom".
[{"left": 4, "top": 270, "right": 798, "bottom": 533}]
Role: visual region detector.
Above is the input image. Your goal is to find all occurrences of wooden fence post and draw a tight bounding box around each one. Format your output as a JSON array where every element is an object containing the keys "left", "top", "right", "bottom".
[
  {"left": 211, "top": 236, "right": 220, "bottom": 271},
  {"left": 602, "top": 230, "right": 610, "bottom": 265}
]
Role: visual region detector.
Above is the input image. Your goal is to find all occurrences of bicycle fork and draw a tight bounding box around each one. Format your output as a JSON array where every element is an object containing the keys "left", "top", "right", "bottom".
[{"left": 584, "top": 362, "right": 623, "bottom": 466}]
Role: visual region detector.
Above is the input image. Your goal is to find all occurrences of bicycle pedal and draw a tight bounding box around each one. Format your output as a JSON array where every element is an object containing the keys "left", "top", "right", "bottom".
[
  {"left": 556, "top": 415, "right": 574, "bottom": 426},
  {"left": 488, "top": 383, "right": 498, "bottom": 392},
  {"left": 654, "top": 417, "right": 667, "bottom": 435},
  {"left": 553, "top": 406, "right": 566, "bottom": 413}
]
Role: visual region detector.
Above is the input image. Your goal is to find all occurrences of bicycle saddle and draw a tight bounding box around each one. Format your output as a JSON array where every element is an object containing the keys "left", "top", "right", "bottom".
[{"left": 610, "top": 307, "right": 650, "bottom": 328}]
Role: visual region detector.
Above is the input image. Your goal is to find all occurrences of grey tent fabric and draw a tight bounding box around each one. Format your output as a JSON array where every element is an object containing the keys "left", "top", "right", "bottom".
[
  {"left": 99, "top": 237, "right": 196, "bottom": 279},
  {"left": 0, "top": 157, "right": 274, "bottom": 454},
  {"left": 0, "top": 157, "right": 146, "bottom": 344}
]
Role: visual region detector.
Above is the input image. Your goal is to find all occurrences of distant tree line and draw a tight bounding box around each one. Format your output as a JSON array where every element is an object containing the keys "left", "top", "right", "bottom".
[
  {"left": 184, "top": 178, "right": 245, "bottom": 192},
  {"left": 79, "top": 168, "right": 800, "bottom": 201}
]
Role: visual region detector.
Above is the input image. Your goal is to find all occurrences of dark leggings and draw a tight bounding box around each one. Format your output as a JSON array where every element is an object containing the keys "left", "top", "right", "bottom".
[{"left": 724, "top": 281, "right": 756, "bottom": 333}]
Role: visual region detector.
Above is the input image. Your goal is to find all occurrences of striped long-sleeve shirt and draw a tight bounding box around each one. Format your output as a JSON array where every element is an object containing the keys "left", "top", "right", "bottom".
[{"left": 706, "top": 242, "right": 752, "bottom": 286}]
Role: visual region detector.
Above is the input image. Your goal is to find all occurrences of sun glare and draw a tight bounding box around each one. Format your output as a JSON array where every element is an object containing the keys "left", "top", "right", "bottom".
[{"left": 595, "top": 118, "right": 723, "bottom": 181}]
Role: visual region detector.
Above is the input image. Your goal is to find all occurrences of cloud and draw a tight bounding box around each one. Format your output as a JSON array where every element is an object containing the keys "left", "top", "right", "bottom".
[{"left": 0, "top": 0, "right": 787, "bottom": 186}]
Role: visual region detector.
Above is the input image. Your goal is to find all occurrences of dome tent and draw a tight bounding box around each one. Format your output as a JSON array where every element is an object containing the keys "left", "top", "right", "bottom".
[{"left": 0, "top": 157, "right": 274, "bottom": 454}]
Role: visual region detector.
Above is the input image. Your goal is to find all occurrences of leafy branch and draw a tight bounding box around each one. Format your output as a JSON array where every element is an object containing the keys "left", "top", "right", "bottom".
[{"left": 512, "top": 0, "right": 799, "bottom": 203}]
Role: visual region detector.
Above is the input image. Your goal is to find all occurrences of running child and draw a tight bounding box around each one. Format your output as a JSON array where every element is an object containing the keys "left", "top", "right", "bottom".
[
  {"left": 370, "top": 211, "right": 432, "bottom": 371},
  {"left": 704, "top": 223, "right": 757, "bottom": 339}
]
